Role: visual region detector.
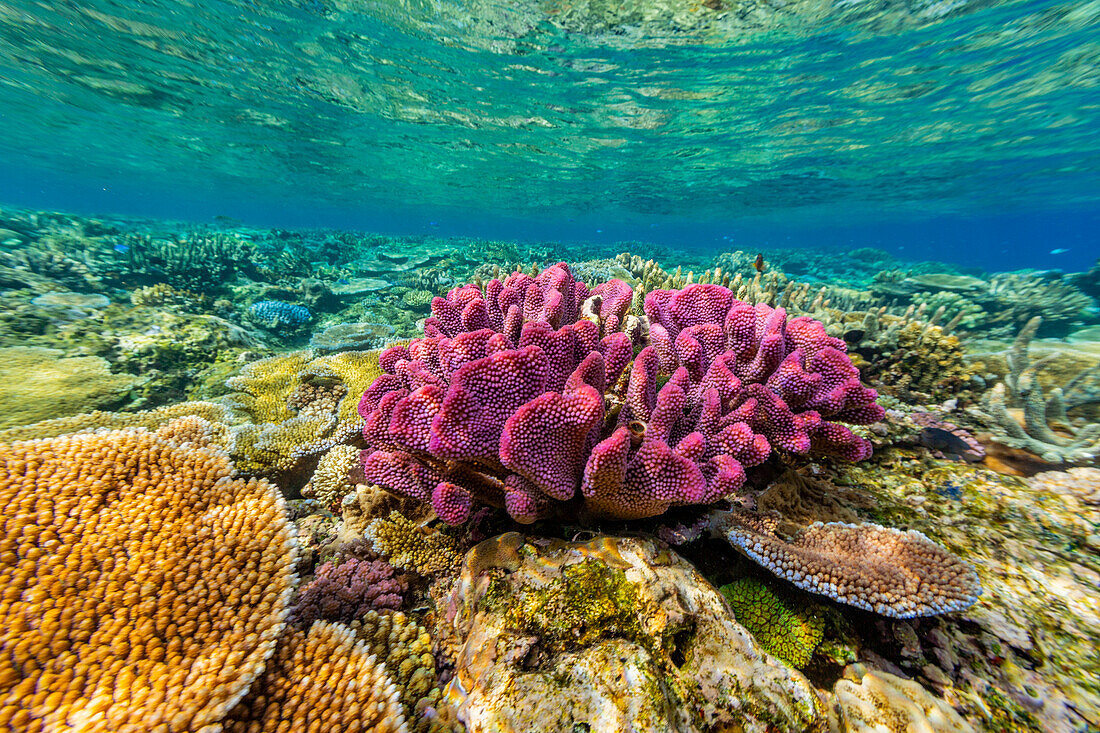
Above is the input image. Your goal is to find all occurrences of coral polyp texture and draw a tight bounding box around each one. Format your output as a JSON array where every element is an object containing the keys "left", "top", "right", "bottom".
[
  {"left": 224, "top": 620, "right": 409, "bottom": 733},
  {"left": 718, "top": 578, "right": 824, "bottom": 669},
  {"left": 718, "top": 514, "right": 982, "bottom": 618},
  {"left": 0, "top": 425, "right": 297, "bottom": 732},
  {"left": 359, "top": 264, "right": 884, "bottom": 523},
  {"left": 292, "top": 557, "right": 408, "bottom": 625}
]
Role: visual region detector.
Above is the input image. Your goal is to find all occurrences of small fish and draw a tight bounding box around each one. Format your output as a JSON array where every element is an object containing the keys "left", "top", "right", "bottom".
[
  {"left": 753, "top": 253, "right": 765, "bottom": 273},
  {"left": 1050, "top": 248, "right": 1070, "bottom": 255},
  {"left": 113, "top": 243, "right": 130, "bottom": 254}
]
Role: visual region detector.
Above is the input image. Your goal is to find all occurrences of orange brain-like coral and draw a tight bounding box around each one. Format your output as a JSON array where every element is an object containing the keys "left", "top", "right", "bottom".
[{"left": 0, "top": 426, "right": 298, "bottom": 732}]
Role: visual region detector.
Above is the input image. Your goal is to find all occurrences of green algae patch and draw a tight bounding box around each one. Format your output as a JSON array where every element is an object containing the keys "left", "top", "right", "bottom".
[
  {"left": 719, "top": 577, "right": 824, "bottom": 670},
  {"left": 485, "top": 558, "right": 644, "bottom": 654}
]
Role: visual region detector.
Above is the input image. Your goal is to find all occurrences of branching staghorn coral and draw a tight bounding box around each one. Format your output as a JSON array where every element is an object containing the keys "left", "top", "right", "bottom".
[
  {"left": 0, "top": 424, "right": 297, "bottom": 732},
  {"left": 973, "top": 317, "right": 1100, "bottom": 463}
]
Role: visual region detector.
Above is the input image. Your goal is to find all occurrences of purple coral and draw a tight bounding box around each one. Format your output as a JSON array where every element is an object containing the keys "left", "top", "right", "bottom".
[
  {"left": 293, "top": 558, "right": 407, "bottom": 625},
  {"left": 359, "top": 264, "right": 884, "bottom": 524}
]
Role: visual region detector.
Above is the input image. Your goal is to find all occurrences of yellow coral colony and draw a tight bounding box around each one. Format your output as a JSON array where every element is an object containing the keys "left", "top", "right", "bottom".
[
  {"left": 0, "top": 426, "right": 297, "bottom": 732},
  {"left": 224, "top": 620, "right": 409, "bottom": 733}
]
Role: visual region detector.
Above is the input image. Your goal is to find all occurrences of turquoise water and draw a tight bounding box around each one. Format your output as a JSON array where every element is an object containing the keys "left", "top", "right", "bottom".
[
  {"left": 1, "top": 0, "right": 1098, "bottom": 268},
  {"left": 4, "top": 3, "right": 1100, "bottom": 731}
]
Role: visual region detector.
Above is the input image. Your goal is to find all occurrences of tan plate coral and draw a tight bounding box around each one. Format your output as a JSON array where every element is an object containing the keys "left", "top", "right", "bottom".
[{"left": 0, "top": 424, "right": 297, "bottom": 732}]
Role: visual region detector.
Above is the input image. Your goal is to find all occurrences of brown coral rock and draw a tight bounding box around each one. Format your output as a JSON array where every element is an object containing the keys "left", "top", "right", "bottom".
[
  {"left": 0, "top": 427, "right": 297, "bottom": 732},
  {"left": 224, "top": 620, "right": 409, "bottom": 733}
]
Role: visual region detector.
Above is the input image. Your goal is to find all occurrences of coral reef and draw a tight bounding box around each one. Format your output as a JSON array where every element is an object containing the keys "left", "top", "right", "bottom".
[
  {"left": 972, "top": 317, "right": 1100, "bottom": 463},
  {"left": 352, "top": 610, "right": 464, "bottom": 733},
  {"left": 293, "top": 557, "right": 408, "bottom": 624},
  {"left": 846, "top": 316, "right": 974, "bottom": 402},
  {"left": 872, "top": 268, "right": 1098, "bottom": 338},
  {"left": 718, "top": 578, "right": 824, "bottom": 669},
  {"left": 0, "top": 346, "right": 143, "bottom": 428},
  {"left": 4, "top": 205, "right": 1098, "bottom": 733},
  {"left": 247, "top": 299, "right": 312, "bottom": 328},
  {"left": 0, "top": 425, "right": 297, "bottom": 732},
  {"left": 365, "top": 512, "right": 461, "bottom": 575},
  {"left": 224, "top": 620, "right": 409, "bottom": 733},
  {"left": 987, "top": 270, "right": 1096, "bottom": 336},
  {"left": 360, "top": 264, "right": 883, "bottom": 524},
  {"left": 834, "top": 457, "right": 1100, "bottom": 730},
  {"left": 440, "top": 533, "right": 823, "bottom": 732},
  {"left": 113, "top": 229, "right": 259, "bottom": 290}
]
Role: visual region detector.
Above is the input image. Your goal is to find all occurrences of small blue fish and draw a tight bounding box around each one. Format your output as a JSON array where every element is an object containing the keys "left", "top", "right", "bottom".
[
  {"left": 113, "top": 243, "right": 130, "bottom": 254},
  {"left": 1050, "top": 248, "right": 1070, "bottom": 255}
]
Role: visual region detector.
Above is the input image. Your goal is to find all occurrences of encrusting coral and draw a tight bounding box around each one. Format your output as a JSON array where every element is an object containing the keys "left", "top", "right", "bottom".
[
  {"left": 223, "top": 620, "right": 409, "bottom": 733},
  {"left": 829, "top": 665, "right": 975, "bottom": 732},
  {"left": 0, "top": 346, "right": 143, "bottom": 428},
  {"left": 718, "top": 578, "right": 824, "bottom": 669},
  {"left": 0, "top": 424, "right": 297, "bottom": 732},
  {"left": 359, "top": 263, "right": 884, "bottom": 525}
]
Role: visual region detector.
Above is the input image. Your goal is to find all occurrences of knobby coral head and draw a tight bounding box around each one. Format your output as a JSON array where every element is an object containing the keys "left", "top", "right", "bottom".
[{"left": 358, "top": 263, "right": 885, "bottom": 524}]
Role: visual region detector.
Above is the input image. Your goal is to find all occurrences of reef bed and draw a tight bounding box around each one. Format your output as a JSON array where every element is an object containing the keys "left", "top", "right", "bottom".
[{"left": 1, "top": 206, "right": 1098, "bottom": 733}]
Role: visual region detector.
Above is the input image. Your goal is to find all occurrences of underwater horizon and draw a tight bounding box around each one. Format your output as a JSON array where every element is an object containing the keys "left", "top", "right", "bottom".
[
  {"left": 2, "top": 0, "right": 1099, "bottom": 271},
  {"left": 1, "top": 0, "right": 1099, "bottom": 732}
]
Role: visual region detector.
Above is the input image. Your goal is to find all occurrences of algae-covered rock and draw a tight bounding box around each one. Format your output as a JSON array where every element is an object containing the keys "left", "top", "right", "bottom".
[
  {"left": 441, "top": 533, "right": 823, "bottom": 733},
  {"left": 309, "top": 321, "right": 396, "bottom": 353},
  {"left": 834, "top": 456, "right": 1100, "bottom": 731},
  {"left": 0, "top": 346, "right": 143, "bottom": 428}
]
